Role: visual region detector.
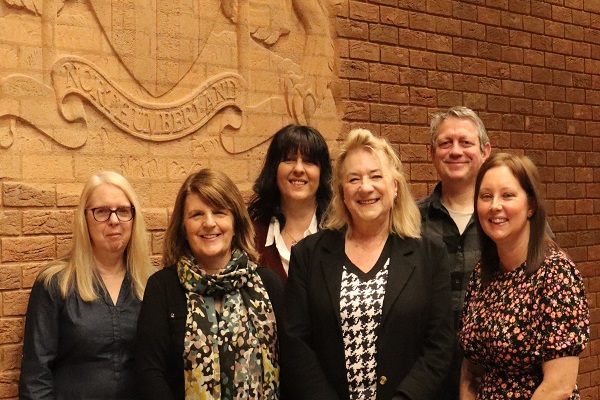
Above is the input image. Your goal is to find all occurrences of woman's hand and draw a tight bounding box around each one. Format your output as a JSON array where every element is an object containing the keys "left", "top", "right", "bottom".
[
  {"left": 530, "top": 356, "right": 579, "bottom": 400},
  {"left": 459, "top": 358, "right": 483, "bottom": 400}
]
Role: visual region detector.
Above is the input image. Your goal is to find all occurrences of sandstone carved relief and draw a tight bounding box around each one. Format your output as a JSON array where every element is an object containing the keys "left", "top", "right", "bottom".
[{"left": 0, "top": 0, "right": 340, "bottom": 152}]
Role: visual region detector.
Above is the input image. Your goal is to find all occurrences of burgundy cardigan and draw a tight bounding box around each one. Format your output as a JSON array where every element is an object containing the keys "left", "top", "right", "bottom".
[{"left": 253, "top": 220, "right": 288, "bottom": 284}]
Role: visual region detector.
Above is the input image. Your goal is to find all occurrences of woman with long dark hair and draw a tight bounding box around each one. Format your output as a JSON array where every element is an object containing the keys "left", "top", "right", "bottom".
[{"left": 248, "top": 124, "right": 332, "bottom": 282}]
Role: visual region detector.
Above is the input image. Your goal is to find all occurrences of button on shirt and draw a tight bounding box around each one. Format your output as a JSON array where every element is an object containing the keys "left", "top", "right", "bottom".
[
  {"left": 417, "top": 183, "right": 481, "bottom": 326},
  {"left": 266, "top": 214, "right": 318, "bottom": 274},
  {"left": 19, "top": 274, "right": 141, "bottom": 400}
]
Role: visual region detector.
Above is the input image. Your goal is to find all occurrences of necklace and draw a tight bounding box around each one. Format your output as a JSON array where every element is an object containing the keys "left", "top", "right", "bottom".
[{"left": 282, "top": 228, "right": 301, "bottom": 246}]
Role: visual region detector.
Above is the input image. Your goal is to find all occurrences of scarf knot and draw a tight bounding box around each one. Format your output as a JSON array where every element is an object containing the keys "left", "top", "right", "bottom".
[{"left": 177, "top": 249, "right": 279, "bottom": 399}]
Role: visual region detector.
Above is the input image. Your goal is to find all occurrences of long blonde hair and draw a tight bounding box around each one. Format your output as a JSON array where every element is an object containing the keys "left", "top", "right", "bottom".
[
  {"left": 323, "top": 129, "right": 421, "bottom": 238},
  {"left": 38, "top": 171, "right": 154, "bottom": 301}
]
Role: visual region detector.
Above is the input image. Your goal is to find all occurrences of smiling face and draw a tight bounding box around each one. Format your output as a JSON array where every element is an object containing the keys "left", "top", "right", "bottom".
[
  {"left": 477, "top": 165, "right": 532, "bottom": 251},
  {"left": 183, "top": 193, "right": 234, "bottom": 272},
  {"left": 342, "top": 147, "right": 397, "bottom": 229},
  {"left": 432, "top": 117, "right": 490, "bottom": 185},
  {"left": 86, "top": 183, "right": 133, "bottom": 259},
  {"left": 277, "top": 150, "right": 320, "bottom": 206}
]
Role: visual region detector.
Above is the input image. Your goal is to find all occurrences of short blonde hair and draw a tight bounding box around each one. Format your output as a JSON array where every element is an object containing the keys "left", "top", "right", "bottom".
[
  {"left": 39, "top": 171, "right": 154, "bottom": 301},
  {"left": 162, "top": 169, "right": 259, "bottom": 266},
  {"left": 323, "top": 129, "right": 421, "bottom": 238}
]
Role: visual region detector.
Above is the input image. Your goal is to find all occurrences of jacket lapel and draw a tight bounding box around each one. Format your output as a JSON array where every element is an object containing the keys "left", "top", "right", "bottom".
[
  {"left": 320, "top": 231, "right": 346, "bottom": 326},
  {"left": 381, "top": 235, "right": 416, "bottom": 323}
]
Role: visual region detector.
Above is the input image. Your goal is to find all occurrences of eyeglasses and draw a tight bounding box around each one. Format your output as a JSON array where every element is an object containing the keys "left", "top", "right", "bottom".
[{"left": 87, "top": 206, "right": 135, "bottom": 222}]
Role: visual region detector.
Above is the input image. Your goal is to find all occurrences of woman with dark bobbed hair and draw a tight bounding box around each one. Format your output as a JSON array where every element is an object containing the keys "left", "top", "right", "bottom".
[{"left": 248, "top": 124, "right": 332, "bottom": 282}]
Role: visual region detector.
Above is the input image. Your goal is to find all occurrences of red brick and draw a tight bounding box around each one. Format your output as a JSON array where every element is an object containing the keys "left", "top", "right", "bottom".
[
  {"left": 427, "top": 71, "right": 453, "bottom": 89},
  {"left": 437, "top": 90, "right": 463, "bottom": 107},
  {"left": 2, "top": 236, "right": 55, "bottom": 263},
  {"left": 400, "top": 68, "right": 427, "bottom": 86},
  {"left": 339, "top": 60, "right": 369, "bottom": 79},
  {"left": 524, "top": 50, "right": 545, "bottom": 67},
  {"left": 380, "top": 7, "right": 408, "bottom": 27},
  {"left": 342, "top": 101, "right": 369, "bottom": 121},
  {"left": 453, "top": 38, "right": 478, "bottom": 56},
  {"left": 478, "top": 42, "right": 502, "bottom": 61},
  {"left": 371, "top": 103, "right": 399, "bottom": 123},
  {"left": 502, "top": 11, "right": 523, "bottom": 30},
  {"left": 2, "top": 291, "right": 29, "bottom": 316},
  {"left": 523, "top": 16, "right": 545, "bottom": 34},
  {"left": 502, "top": 80, "right": 524, "bottom": 96},
  {"left": 381, "top": 84, "right": 409, "bottom": 104},
  {"left": 349, "top": 1, "right": 379, "bottom": 22},
  {"left": 487, "top": 61, "right": 510, "bottom": 78},
  {"left": 349, "top": 81, "right": 380, "bottom": 101},
  {"left": 462, "top": 21, "right": 486, "bottom": 40},
  {"left": 435, "top": 16, "right": 461, "bottom": 36},
  {"left": 336, "top": 19, "right": 369, "bottom": 39},
  {"left": 400, "top": 106, "right": 428, "bottom": 124},
  {"left": 381, "top": 46, "right": 409, "bottom": 65},
  {"left": 349, "top": 40, "right": 380, "bottom": 61},
  {"left": 409, "top": 11, "right": 436, "bottom": 33},
  {"left": 511, "top": 98, "right": 533, "bottom": 115},
  {"left": 370, "top": 63, "right": 399, "bottom": 83},
  {"left": 410, "top": 163, "right": 437, "bottom": 181},
  {"left": 0, "top": 319, "right": 24, "bottom": 344},
  {"left": 399, "top": 28, "right": 427, "bottom": 49},
  {"left": 478, "top": 7, "right": 501, "bottom": 26},
  {"left": 426, "top": 33, "right": 452, "bottom": 53},
  {"left": 452, "top": 2, "right": 478, "bottom": 22},
  {"left": 436, "top": 54, "right": 461, "bottom": 72},
  {"left": 426, "top": 0, "right": 452, "bottom": 16},
  {"left": 453, "top": 74, "right": 479, "bottom": 92},
  {"left": 503, "top": 46, "right": 524, "bottom": 64},
  {"left": 370, "top": 24, "right": 399, "bottom": 45},
  {"left": 409, "top": 50, "right": 436, "bottom": 69},
  {"left": 409, "top": 87, "right": 437, "bottom": 106}
]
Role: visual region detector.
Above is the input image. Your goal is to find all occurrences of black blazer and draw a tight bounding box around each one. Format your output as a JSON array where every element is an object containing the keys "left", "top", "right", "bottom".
[
  {"left": 135, "top": 265, "right": 284, "bottom": 400},
  {"left": 281, "top": 229, "right": 454, "bottom": 400}
]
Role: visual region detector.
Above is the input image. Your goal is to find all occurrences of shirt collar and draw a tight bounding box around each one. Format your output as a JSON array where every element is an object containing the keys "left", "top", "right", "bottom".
[{"left": 265, "top": 213, "right": 318, "bottom": 247}]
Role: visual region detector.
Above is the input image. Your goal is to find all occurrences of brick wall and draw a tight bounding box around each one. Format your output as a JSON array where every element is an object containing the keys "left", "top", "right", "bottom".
[
  {"left": 335, "top": 1, "right": 600, "bottom": 397},
  {"left": 0, "top": 0, "right": 599, "bottom": 398}
]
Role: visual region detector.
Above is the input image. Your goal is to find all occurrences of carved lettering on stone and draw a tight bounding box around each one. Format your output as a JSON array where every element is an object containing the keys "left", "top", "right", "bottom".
[{"left": 0, "top": 0, "right": 340, "bottom": 152}]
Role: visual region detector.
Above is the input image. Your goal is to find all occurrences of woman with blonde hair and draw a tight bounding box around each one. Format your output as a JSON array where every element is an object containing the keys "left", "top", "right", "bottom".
[
  {"left": 19, "top": 171, "right": 154, "bottom": 399},
  {"left": 136, "top": 169, "right": 283, "bottom": 400},
  {"left": 281, "top": 129, "right": 454, "bottom": 400}
]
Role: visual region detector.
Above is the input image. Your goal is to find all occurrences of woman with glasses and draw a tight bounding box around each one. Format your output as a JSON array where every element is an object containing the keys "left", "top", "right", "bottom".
[{"left": 19, "top": 171, "right": 154, "bottom": 400}]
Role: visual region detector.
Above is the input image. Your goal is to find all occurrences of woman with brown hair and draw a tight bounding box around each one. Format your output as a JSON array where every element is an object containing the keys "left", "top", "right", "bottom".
[
  {"left": 136, "top": 169, "right": 283, "bottom": 400},
  {"left": 460, "top": 153, "right": 589, "bottom": 399}
]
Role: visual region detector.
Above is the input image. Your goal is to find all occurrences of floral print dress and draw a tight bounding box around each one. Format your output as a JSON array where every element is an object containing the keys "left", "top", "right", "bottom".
[{"left": 460, "top": 249, "right": 589, "bottom": 399}]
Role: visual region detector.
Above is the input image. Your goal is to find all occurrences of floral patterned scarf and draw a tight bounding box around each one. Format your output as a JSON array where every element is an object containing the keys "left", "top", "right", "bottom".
[{"left": 177, "top": 249, "right": 279, "bottom": 399}]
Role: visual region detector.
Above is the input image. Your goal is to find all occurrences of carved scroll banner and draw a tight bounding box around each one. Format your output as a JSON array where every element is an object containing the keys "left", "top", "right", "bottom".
[
  {"left": 0, "top": 74, "right": 88, "bottom": 149},
  {"left": 0, "top": 0, "right": 340, "bottom": 153},
  {"left": 52, "top": 57, "right": 245, "bottom": 142}
]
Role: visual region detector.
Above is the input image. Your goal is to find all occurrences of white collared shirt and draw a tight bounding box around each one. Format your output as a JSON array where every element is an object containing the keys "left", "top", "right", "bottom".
[{"left": 265, "top": 213, "right": 318, "bottom": 274}]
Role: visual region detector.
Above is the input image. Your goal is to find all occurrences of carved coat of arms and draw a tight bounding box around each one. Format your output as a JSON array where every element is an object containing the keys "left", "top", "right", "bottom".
[{"left": 0, "top": 0, "right": 340, "bottom": 152}]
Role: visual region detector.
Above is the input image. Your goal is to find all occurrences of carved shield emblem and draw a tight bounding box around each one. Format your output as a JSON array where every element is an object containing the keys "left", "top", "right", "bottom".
[{"left": 89, "top": 0, "right": 218, "bottom": 97}]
